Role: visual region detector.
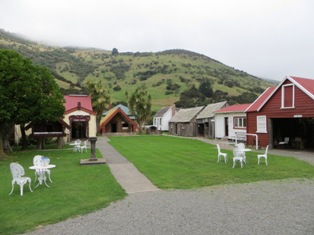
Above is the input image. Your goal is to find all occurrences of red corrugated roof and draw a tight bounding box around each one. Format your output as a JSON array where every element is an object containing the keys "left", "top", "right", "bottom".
[
  {"left": 64, "top": 95, "right": 93, "bottom": 112},
  {"left": 216, "top": 103, "right": 251, "bottom": 113},
  {"left": 290, "top": 76, "right": 314, "bottom": 98},
  {"left": 246, "top": 86, "right": 276, "bottom": 112}
]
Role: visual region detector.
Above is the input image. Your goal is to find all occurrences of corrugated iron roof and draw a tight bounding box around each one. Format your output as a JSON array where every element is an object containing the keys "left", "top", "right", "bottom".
[
  {"left": 246, "top": 86, "right": 276, "bottom": 112},
  {"left": 216, "top": 103, "right": 251, "bottom": 113},
  {"left": 154, "top": 106, "right": 172, "bottom": 117},
  {"left": 170, "top": 106, "right": 204, "bottom": 122},
  {"left": 290, "top": 76, "right": 314, "bottom": 99},
  {"left": 103, "top": 104, "right": 130, "bottom": 116},
  {"left": 197, "top": 101, "right": 227, "bottom": 119},
  {"left": 64, "top": 95, "right": 93, "bottom": 112}
]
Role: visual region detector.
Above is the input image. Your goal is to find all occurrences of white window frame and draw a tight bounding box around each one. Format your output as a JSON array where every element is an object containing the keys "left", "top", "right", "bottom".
[
  {"left": 281, "top": 84, "right": 295, "bottom": 109},
  {"left": 234, "top": 116, "right": 246, "bottom": 129},
  {"left": 256, "top": 115, "right": 267, "bottom": 133}
]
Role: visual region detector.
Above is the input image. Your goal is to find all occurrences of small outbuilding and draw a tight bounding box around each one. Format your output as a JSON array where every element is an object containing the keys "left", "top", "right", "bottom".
[
  {"left": 196, "top": 101, "right": 228, "bottom": 138},
  {"left": 98, "top": 107, "right": 138, "bottom": 135},
  {"left": 153, "top": 105, "right": 176, "bottom": 132},
  {"left": 215, "top": 103, "right": 251, "bottom": 141},
  {"left": 27, "top": 119, "right": 71, "bottom": 149},
  {"left": 169, "top": 106, "right": 204, "bottom": 137}
]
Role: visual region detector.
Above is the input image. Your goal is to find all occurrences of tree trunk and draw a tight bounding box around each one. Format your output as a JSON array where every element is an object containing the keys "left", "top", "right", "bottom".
[
  {"left": 137, "top": 121, "right": 144, "bottom": 134},
  {"left": 20, "top": 124, "right": 28, "bottom": 150},
  {"left": 57, "top": 137, "right": 64, "bottom": 149},
  {"left": 0, "top": 125, "right": 8, "bottom": 158}
]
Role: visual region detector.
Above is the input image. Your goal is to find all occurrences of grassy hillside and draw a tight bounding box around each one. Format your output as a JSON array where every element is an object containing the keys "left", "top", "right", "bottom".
[{"left": 0, "top": 29, "right": 276, "bottom": 111}]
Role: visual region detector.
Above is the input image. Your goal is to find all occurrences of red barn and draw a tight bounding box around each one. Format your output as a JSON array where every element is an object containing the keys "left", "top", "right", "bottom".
[{"left": 246, "top": 76, "right": 314, "bottom": 150}]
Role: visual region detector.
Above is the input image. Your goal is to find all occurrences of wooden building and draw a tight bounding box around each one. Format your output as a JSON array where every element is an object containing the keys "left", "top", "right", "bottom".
[
  {"left": 214, "top": 103, "right": 251, "bottom": 141},
  {"left": 63, "top": 95, "right": 97, "bottom": 141},
  {"left": 98, "top": 107, "right": 137, "bottom": 134},
  {"left": 27, "top": 119, "right": 70, "bottom": 148},
  {"left": 196, "top": 101, "right": 228, "bottom": 138},
  {"left": 246, "top": 76, "right": 314, "bottom": 149},
  {"left": 153, "top": 105, "right": 176, "bottom": 132},
  {"left": 169, "top": 106, "right": 204, "bottom": 137}
]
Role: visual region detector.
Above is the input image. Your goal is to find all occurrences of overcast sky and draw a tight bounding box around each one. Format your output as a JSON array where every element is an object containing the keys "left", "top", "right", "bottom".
[{"left": 1, "top": 0, "right": 313, "bottom": 80}]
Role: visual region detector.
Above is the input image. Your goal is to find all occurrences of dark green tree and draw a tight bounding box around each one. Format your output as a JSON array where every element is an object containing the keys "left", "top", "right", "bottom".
[
  {"left": 19, "top": 66, "right": 65, "bottom": 149},
  {"left": 126, "top": 85, "right": 152, "bottom": 134},
  {"left": 112, "top": 48, "right": 119, "bottom": 55},
  {"left": 199, "top": 79, "right": 213, "bottom": 98},
  {"left": 0, "top": 50, "right": 65, "bottom": 155},
  {"left": 175, "top": 85, "right": 206, "bottom": 108}
]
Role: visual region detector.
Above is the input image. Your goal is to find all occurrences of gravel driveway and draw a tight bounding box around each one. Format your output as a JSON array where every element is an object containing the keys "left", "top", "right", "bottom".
[{"left": 25, "top": 178, "right": 314, "bottom": 235}]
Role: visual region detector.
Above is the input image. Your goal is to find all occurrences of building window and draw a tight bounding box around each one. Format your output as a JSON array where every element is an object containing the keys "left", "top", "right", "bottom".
[
  {"left": 281, "top": 84, "right": 294, "bottom": 108},
  {"left": 234, "top": 117, "right": 246, "bottom": 129},
  {"left": 122, "top": 122, "right": 129, "bottom": 129},
  {"left": 256, "top": 115, "right": 267, "bottom": 133}
]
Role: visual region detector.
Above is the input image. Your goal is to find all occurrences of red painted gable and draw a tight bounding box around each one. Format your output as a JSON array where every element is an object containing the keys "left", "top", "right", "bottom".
[{"left": 64, "top": 95, "right": 94, "bottom": 113}]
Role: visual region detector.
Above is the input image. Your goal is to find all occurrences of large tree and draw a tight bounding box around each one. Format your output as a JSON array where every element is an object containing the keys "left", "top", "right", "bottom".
[
  {"left": 175, "top": 84, "right": 206, "bottom": 108},
  {"left": 0, "top": 50, "right": 65, "bottom": 156},
  {"left": 199, "top": 79, "right": 214, "bottom": 98},
  {"left": 85, "top": 80, "right": 111, "bottom": 127},
  {"left": 126, "top": 85, "right": 152, "bottom": 134}
]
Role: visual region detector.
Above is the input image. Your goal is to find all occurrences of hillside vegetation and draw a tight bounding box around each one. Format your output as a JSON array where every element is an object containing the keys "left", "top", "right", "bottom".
[{"left": 0, "top": 29, "right": 276, "bottom": 111}]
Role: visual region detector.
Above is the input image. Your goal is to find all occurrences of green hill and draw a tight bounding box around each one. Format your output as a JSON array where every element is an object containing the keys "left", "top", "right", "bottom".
[{"left": 0, "top": 29, "right": 276, "bottom": 111}]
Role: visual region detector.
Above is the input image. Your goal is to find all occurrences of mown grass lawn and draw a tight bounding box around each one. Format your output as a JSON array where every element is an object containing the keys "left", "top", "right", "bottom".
[
  {"left": 108, "top": 135, "right": 314, "bottom": 189},
  {"left": 1, "top": 136, "right": 314, "bottom": 234},
  {"left": 0, "top": 146, "right": 126, "bottom": 235}
]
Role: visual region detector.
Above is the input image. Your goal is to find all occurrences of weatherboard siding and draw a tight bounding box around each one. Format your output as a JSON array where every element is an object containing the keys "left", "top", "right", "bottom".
[
  {"left": 247, "top": 80, "right": 314, "bottom": 147},
  {"left": 259, "top": 81, "right": 314, "bottom": 117},
  {"left": 246, "top": 113, "right": 269, "bottom": 147}
]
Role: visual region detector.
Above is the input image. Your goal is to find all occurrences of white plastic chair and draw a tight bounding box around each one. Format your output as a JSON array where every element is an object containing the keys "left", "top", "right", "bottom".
[
  {"left": 216, "top": 144, "right": 228, "bottom": 163},
  {"left": 232, "top": 147, "right": 244, "bottom": 168},
  {"left": 9, "top": 163, "right": 33, "bottom": 196},
  {"left": 73, "top": 139, "right": 82, "bottom": 153},
  {"left": 33, "top": 155, "right": 52, "bottom": 182},
  {"left": 257, "top": 145, "right": 269, "bottom": 165},
  {"left": 80, "top": 140, "right": 89, "bottom": 153},
  {"left": 237, "top": 143, "right": 247, "bottom": 163},
  {"left": 278, "top": 137, "right": 289, "bottom": 148}
]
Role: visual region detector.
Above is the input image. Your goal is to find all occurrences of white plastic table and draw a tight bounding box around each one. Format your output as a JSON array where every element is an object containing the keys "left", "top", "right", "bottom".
[{"left": 29, "top": 164, "right": 56, "bottom": 188}]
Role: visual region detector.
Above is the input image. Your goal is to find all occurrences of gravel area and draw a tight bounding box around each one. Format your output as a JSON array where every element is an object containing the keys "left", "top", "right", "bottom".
[{"left": 25, "top": 178, "right": 314, "bottom": 235}]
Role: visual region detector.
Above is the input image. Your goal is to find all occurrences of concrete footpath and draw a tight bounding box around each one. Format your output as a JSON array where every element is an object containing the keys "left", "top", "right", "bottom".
[{"left": 97, "top": 136, "right": 160, "bottom": 194}]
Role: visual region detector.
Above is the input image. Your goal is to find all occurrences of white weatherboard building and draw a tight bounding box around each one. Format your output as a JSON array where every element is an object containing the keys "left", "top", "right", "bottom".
[
  {"left": 214, "top": 104, "right": 251, "bottom": 141},
  {"left": 153, "top": 105, "right": 176, "bottom": 132}
]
